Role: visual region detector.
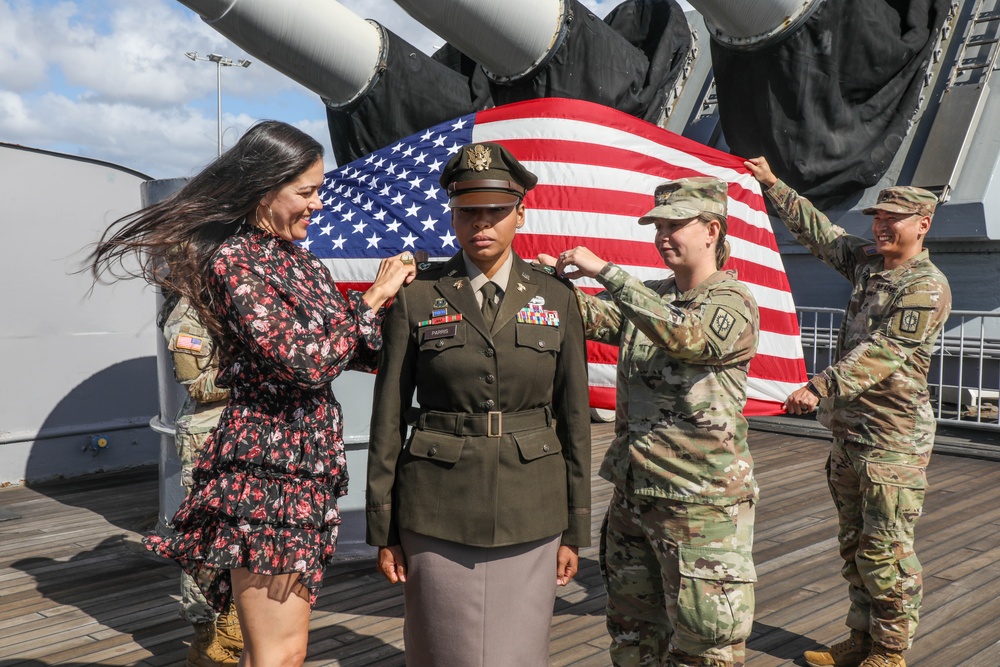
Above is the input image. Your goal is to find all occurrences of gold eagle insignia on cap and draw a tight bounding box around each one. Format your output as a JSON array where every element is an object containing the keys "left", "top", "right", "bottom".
[{"left": 467, "top": 144, "right": 492, "bottom": 172}]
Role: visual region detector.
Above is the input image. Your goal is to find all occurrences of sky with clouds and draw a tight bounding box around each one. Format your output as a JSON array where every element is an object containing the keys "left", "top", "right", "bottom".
[{"left": 0, "top": 0, "right": 691, "bottom": 179}]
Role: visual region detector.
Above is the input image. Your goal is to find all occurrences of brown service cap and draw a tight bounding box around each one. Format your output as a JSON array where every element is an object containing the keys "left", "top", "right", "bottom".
[
  {"left": 862, "top": 186, "right": 938, "bottom": 217},
  {"left": 638, "top": 176, "right": 729, "bottom": 225},
  {"left": 440, "top": 142, "right": 538, "bottom": 208}
]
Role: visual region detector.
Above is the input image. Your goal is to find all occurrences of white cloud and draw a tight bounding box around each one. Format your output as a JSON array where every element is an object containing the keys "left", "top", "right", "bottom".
[{"left": 0, "top": 1, "right": 56, "bottom": 90}]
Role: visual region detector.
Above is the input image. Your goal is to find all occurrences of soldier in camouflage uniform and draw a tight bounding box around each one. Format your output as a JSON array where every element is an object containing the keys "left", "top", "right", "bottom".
[
  {"left": 746, "top": 157, "right": 951, "bottom": 667},
  {"left": 545, "top": 177, "right": 760, "bottom": 667},
  {"left": 160, "top": 296, "right": 242, "bottom": 667}
]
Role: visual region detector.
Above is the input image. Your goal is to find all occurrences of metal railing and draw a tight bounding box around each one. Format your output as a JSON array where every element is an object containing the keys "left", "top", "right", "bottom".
[{"left": 797, "top": 307, "right": 1000, "bottom": 431}]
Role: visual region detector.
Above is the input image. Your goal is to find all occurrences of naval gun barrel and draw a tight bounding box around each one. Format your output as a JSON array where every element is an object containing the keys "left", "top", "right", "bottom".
[
  {"left": 177, "top": 0, "right": 382, "bottom": 107},
  {"left": 176, "top": 0, "right": 489, "bottom": 163},
  {"left": 687, "top": 0, "right": 823, "bottom": 47},
  {"left": 392, "top": 0, "right": 567, "bottom": 82}
]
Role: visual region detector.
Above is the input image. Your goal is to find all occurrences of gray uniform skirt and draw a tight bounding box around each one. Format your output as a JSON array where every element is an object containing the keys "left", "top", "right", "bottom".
[{"left": 399, "top": 529, "right": 561, "bottom": 667}]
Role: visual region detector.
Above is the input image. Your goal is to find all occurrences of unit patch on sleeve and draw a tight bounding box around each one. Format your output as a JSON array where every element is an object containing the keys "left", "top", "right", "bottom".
[
  {"left": 710, "top": 308, "right": 736, "bottom": 340},
  {"left": 899, "top": 309, "right": 920, "bottom": 334}
]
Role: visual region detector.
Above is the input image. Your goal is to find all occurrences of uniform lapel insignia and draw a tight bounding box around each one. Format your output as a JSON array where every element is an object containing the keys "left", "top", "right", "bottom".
[
  {"left": 516, "top": 283, "right": 526, "bottom": 292},
  {"left": 453, "top": 280, "right": 463, "bottom": 290}
]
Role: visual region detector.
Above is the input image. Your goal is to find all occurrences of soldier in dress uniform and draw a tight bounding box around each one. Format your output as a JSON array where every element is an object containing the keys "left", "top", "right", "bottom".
[
  {"left": 366, "top": 142, "right": 592, "bottom": 667},
  {"left": 746, "top": 156, "right": 952, "bottom": 667},
  {"left": 159, "top": 295, "right": 242, "bottom": 667},
  {"left": 542, "top": 177, "right": 760, "bottom": 667}
]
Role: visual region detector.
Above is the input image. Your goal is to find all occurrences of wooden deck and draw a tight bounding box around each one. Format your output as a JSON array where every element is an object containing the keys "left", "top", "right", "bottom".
[{"left": 3, "top": 423, "right": 1000, "bottom": 666}]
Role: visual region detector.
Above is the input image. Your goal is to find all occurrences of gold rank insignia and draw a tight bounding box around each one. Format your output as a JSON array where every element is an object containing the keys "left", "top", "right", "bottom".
[
  {"left": 900, "top": 309, "right": 920, "bottom": 334},
  {"left": 710, "top": 308, "right": 736, "bottom": 340}
]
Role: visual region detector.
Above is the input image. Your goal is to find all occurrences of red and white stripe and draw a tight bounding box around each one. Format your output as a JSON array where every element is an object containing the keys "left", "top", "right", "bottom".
[{"left": 470, "top": 99, "right": 806, "bottom": 415}]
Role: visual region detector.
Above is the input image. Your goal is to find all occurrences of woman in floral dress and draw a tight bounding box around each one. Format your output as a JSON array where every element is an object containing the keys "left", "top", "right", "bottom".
[{"left": 90, "top": 121, "right": 415, "bottom": 666}]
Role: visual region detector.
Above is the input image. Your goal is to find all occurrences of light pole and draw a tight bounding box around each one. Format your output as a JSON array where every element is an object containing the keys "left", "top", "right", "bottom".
[{"left": 184, "top": 52, "right": 251, "bottom": 157}]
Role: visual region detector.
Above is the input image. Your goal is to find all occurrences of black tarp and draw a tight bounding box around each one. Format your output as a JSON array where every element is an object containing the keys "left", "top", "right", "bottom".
[
  {"left": 326, "top": 28, "right": 490, "bottom": 164},
  {"left": 711, "top": 0, "right": 950, "bottom": 207},
  {"left": 327, "top": 0, "right": 691, "bottom": 164},
  {"left": 487, "top": 0, "right": 691, "bottom": 125}
]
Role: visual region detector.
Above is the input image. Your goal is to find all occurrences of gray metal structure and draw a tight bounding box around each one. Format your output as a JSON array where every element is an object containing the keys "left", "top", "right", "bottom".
[{"left": 0, "top": 144, "right": 160, "bottom": 485}]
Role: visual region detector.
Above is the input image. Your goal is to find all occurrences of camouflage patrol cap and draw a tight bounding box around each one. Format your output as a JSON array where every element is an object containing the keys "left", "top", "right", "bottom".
[
  {"left": 638, "top": 177, "right": 728, "bottom": 225},
  {"left": 440, "top": 142, "right": 538, "bottom": 208},
  {"left": 862, "top": 186, "right": 938, "bottom": 217}
]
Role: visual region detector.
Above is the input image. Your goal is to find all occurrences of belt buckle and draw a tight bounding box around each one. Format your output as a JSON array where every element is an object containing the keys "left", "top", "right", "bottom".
[{"left": 487, "top": 411, "right": 502, "bottom": 437}]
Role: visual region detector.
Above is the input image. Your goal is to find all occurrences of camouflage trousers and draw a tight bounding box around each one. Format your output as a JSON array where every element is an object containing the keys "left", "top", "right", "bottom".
[
  {"left": 827, "top": 439, "right": 928, "bottom": 651},
  {"left": 176, "top": 428, "right": 217, "bottom": 624},
  {"left": 600, "top": 487, "right": 756, "bottom": 667}
]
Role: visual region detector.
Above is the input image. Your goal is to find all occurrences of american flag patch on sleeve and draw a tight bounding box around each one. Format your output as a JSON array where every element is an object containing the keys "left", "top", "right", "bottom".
[{"left": 176, "top": 334, "right": 203, "bottom": 352}]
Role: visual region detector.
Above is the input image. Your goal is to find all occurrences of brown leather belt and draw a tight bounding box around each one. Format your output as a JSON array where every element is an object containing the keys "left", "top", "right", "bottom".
[{"left": 412, "top": 406, "right": 552, "bottom": 438}]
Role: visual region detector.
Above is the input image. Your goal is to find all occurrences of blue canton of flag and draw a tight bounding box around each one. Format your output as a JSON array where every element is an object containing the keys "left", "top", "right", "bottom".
[{"left": 301, "top": 114, "right": 476, "bottom": 263}]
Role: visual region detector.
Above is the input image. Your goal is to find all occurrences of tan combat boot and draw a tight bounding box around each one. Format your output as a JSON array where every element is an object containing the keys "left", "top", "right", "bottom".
[
  {"left": 858, "top": 645, "right": 906, "bottom": 667},
  {"left": 186, "top": 622, "right": 239, "bottom": 667},
  {"left": 804, "top": 630, "right": 873, "bottom": 667},
  {"left": 215, "top": 603, "right": 244, "bottom": 655}
]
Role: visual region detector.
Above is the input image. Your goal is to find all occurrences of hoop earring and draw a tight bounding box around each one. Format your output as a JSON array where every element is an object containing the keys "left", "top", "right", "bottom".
[{"left": 255, "top": 203, "right": 275, "bottom": 231}]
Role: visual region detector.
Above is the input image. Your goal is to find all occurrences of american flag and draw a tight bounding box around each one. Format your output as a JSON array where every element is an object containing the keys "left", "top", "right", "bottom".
[{"left": 305, "top": 98, "right": 807, "bottom": 415}]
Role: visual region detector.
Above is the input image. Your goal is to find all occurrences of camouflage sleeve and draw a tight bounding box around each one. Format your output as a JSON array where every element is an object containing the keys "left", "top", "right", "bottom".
[
  {"left": 179, "top": 363, "right": 229, "bottom": 404},
  {"left": 766, "top": 180, "right": 871, "bottom": 282},
  {"left": 163, "top": 301, "right": 229, "bottom": 404},
  {"left": 575, "top": 287, "right": 624, "bottom": 345},
  {"left": 596, "top": 264, "right": 758, "bottom": 365},
  {"left": 809, "top": 278, "right": 952, "bottom": 400}
]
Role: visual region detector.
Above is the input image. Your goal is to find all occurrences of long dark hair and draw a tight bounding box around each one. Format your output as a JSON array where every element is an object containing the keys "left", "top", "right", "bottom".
[{"left": 89, "top": 120, "right": 323, "bottom": 346}]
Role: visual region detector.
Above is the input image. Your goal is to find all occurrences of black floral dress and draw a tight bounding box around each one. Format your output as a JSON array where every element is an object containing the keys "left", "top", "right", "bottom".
[{"left": 144, "top": 226, "right": 383, "bottom": 610}]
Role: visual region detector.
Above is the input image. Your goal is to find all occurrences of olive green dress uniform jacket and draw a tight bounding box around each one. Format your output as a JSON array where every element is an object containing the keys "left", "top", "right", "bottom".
[
  {"left": 765, "top": 180, "right": 952, "bottom": 457},
  {"left": 366, "top": 253, "right": 592, "bottom": 549}
]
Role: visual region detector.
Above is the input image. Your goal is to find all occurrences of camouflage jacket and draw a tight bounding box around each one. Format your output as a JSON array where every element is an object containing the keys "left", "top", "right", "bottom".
[
  {"left": 766, "top": 180, "right": 952, "bottom": 455},
  {"left": 580, "top": 265, "right": 759, "bottom": 505},
  {"left": 162, "top": 297, "right": 229, "bottom": 434}
]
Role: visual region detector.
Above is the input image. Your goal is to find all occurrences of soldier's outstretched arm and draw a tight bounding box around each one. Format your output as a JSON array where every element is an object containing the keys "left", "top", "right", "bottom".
[
  {"left": 594, "top": 263, "right": 758, "bottom": 365},
  {"left": 747, "top": 156, "right": 866, "bottom": 283},
  {"left": 537, "top": 250, "right": 624, "bottom": 345},
  {"left": 809, "top": 280, "right": 950, "bottom": 401}
]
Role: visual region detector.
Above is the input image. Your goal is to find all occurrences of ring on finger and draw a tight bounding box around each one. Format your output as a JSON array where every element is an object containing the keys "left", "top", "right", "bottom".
[{"left": 400, "top": 251, "right": 414, "bottom": 265}]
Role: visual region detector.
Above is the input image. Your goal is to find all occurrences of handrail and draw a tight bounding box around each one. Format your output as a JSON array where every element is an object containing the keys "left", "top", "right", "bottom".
[{"left": 797, "top": 306, "right": 1000, "bottom": 430}]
